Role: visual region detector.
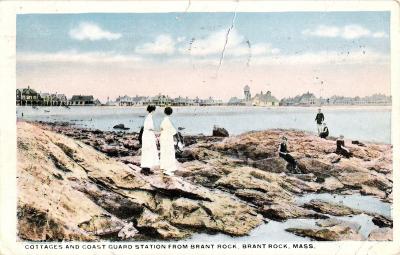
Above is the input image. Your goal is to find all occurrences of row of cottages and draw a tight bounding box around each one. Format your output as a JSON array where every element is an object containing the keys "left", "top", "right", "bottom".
[
  {"left": 116, "top": 95, "right": 149, "bottom": 106},
  {"left": 115, "top": 94, "right": 224, "bottom": 107},
  {"left": 16, "top": 87, "right": 100, "bottom": 106},
  {"left": 279, "top": 92, "right": 319, "bottom": 106},
  {"left": 324, "top": 94, "right": 392, "bottom": 105},
  {"left": 39, "top": 93, "right": 68, "bottom": 106},
  {"left": 16, "top": 87, "right": 68, "bottom": 106}
]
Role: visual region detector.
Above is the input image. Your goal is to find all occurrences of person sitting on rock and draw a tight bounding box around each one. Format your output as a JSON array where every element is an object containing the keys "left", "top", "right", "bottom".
[
  {"left": 336, "top": 135, "right": 352, "bottom": 158},
  {"left": 278, "top": 136, "right": 301, "bottom": 173},
  {"left": 319, "top": 122, "right": 329, "bottom": 139}
]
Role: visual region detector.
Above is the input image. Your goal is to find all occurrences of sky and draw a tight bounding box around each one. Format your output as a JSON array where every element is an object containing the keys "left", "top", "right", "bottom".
[{"left": 16, "top": 12, "right": 391, "bottom": 101}]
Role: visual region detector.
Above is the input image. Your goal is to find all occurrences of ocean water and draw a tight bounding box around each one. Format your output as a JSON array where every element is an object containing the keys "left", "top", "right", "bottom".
[
  {"left": 183, "top": 193, "right": 391, "bottom": 242},
  {"left": 16, "top": 105, "right": 391, "bottom": 143}
]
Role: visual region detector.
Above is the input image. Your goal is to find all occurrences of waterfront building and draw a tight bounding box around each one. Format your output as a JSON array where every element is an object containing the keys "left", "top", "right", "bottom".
[
  {"left": 16, "top": 89, "right": 21, "bottom": 105},
  {"left": 280, "top": 92, "right": 318, "bottom": 106},
  {"left": 173, "top": 96, "right": 195, "bottom": 106},
  {"left": 151, "top": 94, "right": 172, "bottom": 106},
  {"left": 200, "top": 97, "right": 223, "bottom": 106},
  {"left": 40, "top": 93, "right": 51, "bottom": 106},
  {"left": 228, "top": 97, "right": 245, "bottom": 106},
  {"left": 116, "top": 95, "right": 148, "bottom": 106},
  {"left": 94, "top": 99, "right": 102, "bottom": 106},
  {"left": 298, "top": 92, "right": 318, "bottom": 106},
  {"left": 17, "top": 86, "right": 40, "bottom": 106},
  {"left": 45, "top": 93, "right": 68, "bottom": 106},
  {"left": 69, "top": 95, "right": 95, "bottom": 106},
  {"left": 251, "top": 91, "right": 279, "bottom": 106}
]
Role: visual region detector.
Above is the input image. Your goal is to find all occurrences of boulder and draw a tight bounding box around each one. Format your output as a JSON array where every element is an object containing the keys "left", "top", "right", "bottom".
[
  {"left": 212, "top": 126, "right": 229, "bottom": 137},
  {"left": 368, "top": 227, "right": 393, "bottom": 241},
  {"left": 113, "top": 124, "right": 130, "bottom": 130},
  {"left": 259, "top": 203, "right": 328, "bottom": 221},
  {"left": 372, "top": 215, "right": 393, "bottom": 228},
  {"left": 302, "top": 199, "right": 361, "bottom": 216}
]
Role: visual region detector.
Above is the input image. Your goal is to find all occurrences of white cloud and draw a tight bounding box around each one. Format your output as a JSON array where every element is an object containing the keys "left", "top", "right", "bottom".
[
  {"left": 135, "top": 35, "right": 176, "bottom": 55},
  {"left": 342, "top": 25, "right": 371, "bottom": 39},
  {"left": 302, "top": 25, "right": 340, "bottom": 37},
  {"left": 17, "top": 51, "right": 142, "bottom": 64},
  {"left": 372, "top": 31, "right": 388, "bottom": 38},
  {"left": 179, "top": 28, "right": 279, "bottom": 57},
  {"left": 69, "top": 22, "right": 122, "bottom": 41},
  {"left": 251, "top": 48, "right": 388, "bottom": 66},
  {"left": 302, "top": 24, "right": 387, "bottom": 40}
]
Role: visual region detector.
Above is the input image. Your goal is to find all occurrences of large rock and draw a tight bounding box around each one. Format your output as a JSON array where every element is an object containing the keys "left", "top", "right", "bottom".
[
  {"left": 302, "top": 199, "right": 361, "bottom": 216},
  {"left": 286, "top": 218, "right": 364, "bottom": 241},
  {"left": 368, "top": 228, "right": 393, "bottom": 241},
  {"left": 372, "top": 214, "right": 393, "bottom": 228},
  {"left": 259, "top": 203, "right": 327, "bottom": 221},
  {"left": 212, "top": 126, "right": 229, "bottom": 137},
  {"left": 17, "top": 122, "right": 263, "bottom": 241},
  {"left": 113, "top": 124, "right": 130, "bottom": 130}
]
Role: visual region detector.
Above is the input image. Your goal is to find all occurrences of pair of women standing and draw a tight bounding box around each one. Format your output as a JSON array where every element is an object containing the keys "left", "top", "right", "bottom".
[{"left": 140, "top": 105, "right": 177, "bottom": 176}]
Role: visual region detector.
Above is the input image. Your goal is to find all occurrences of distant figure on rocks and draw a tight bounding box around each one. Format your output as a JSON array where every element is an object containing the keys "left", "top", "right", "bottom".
[
  {"left": 160, "top": 107, "right": 177, "bottom": 176},
  {"left": 140, "top": 105, "right": 159, "bottom": 175},
  {"left": 315, "top": 108, "right": 325, "bottom": 134},
  {"left": 336, "top": 135, "right": 352, "bottom": 158},
  {"left": 319, "top": 122, "right": 329, "bottom": 139},
  {"left": 278, "top": 136, "right": 300, "bottom": 174}
]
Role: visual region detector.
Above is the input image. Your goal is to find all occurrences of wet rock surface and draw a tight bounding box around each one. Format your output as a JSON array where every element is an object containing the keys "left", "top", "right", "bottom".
[
  {"left": 368, "top": 227, "right": 393, "bottom": 241},
  {"left": 18, "top": 121, "right": 393, "bottom": 241}
]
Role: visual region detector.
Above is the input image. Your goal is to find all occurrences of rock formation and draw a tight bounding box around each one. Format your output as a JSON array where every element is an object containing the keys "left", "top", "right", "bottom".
[{"left": 18, "top": 121, "right": 393, "bottom": 241}]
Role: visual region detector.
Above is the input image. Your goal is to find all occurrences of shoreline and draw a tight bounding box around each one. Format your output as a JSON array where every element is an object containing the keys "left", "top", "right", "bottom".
[
  {"left": 17, "top": 121, "right": 393, "bottom": 241},
  {"left": 16, "top": 104, "right": 392, "bottom": 110},
  {"left": 23, "top": 119, "right": 391, "bottom": 145}
]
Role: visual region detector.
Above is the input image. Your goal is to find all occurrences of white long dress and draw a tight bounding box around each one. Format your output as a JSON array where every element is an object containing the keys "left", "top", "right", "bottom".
[
  {"left": 160, "top": 116, "right": 177, "bottom": 175},
  {"left": 140, "top": 113, "right": 159, "bottom": 168}
]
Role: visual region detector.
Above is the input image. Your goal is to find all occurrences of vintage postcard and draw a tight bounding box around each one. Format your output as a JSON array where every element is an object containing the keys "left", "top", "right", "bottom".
[{"left": 0, "top": 1, "right": 399, "bottom": 255}]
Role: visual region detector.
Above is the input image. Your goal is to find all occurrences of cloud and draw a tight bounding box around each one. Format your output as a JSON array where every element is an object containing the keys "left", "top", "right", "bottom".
[
  {"left": 69, "top": 22, "right": 122, "bottom": 41},
  {"left": 17, "top": 51, "right": 142, "bottom": 64},
  {"left": 135, "top": 35, "right": 176, "bottom": 55},
  {"left": 372, "top": 31, "right": 388, "bottom": 38},
  {"left": 302, "top": 25, "right": 340, "bottom": 38},
  {"left": 341, "top": 25, "right": 371, "bottom": 39},
  {"left": 302, "top": 24, "right": 387, "bottom": 40},
  {"left": 179, "top": 28, "right": 280, "bottom": 57},
  {"left": 17, "top": 47, "right": 388, "bottom": 68},
  {"left": 251, "top": 48, "right": 388, "bottom": 66}
]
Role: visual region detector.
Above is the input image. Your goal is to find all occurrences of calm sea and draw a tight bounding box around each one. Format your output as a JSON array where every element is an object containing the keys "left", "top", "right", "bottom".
[{"left": 16, "top": 105, "right": 391, "bottom": 144}]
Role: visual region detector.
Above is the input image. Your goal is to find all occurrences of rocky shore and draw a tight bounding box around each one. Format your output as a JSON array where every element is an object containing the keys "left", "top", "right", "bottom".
[{"left": 17, "top": 121, "right": 393, "bottom": 241}]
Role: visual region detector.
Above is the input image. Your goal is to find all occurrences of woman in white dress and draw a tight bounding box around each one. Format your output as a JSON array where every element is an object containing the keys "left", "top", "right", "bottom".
[
  {"left": 140, "top": 105, "right": 159, "bottom": 174},
  {"left": 160, "top": 107, "right": 177, "bottom": 176}
]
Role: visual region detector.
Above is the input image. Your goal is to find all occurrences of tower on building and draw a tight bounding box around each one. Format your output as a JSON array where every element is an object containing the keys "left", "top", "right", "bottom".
[{"left": 244, "top": 85, "right": 251, "bottom": 101}]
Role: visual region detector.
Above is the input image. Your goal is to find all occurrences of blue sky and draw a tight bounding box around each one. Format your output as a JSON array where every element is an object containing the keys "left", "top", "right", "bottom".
[
  {"left": 16, "top": 12, "right": 391, "bottom": 100},
  {"left": 17, "top": 12, "right": 389, "bottom": 56}
]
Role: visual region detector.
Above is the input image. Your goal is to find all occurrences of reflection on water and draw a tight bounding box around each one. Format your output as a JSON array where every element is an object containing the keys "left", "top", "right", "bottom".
[{"left": 17, "top": 106, "right": 391, "bottom": 143}]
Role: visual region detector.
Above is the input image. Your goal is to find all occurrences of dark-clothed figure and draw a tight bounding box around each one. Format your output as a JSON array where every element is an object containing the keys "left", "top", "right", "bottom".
[
  {"left": 319, "top": 122, "right": 329, "bottom": 139},
  {"left": 279, "top": 137, "right": 300, "bottom": 173},
  {"left": 336, "top": 135, "right": 352, "bottom": 158},
  {"left": 315, "top": 108, "right": 325, "bottom": 134}
]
